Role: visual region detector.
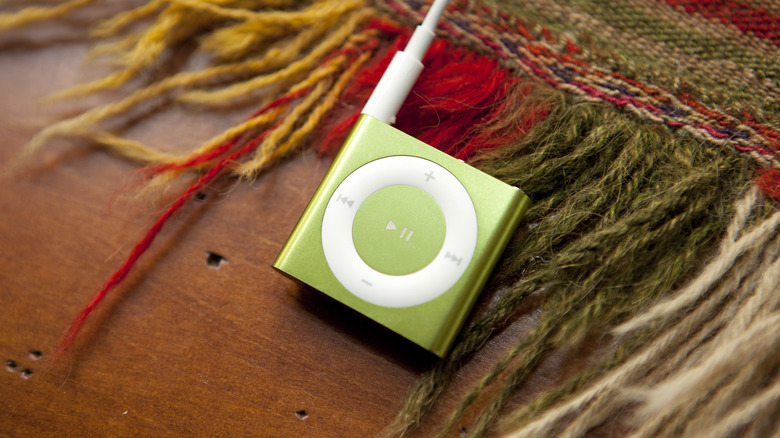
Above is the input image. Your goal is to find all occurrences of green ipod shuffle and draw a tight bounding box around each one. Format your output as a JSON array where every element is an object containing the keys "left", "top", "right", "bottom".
[
  {"left": 273, "top": 114, "right": 530, "bottom": 357},
  {"left": 273, "top": 0, "right": 528, "bottom": 357}
]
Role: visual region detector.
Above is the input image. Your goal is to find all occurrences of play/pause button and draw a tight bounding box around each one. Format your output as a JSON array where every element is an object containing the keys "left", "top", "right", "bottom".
[
  {"left": 385, "top": 220, "right": 414, "bottom": 241},
  {"left": 352, "top": 185, "right": 445, "bottom": 276}
]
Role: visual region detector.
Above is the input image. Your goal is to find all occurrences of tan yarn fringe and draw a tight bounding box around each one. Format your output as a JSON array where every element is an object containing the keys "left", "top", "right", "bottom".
[{"left": 501, "top": 185, "right": 780, "bottom": 437}]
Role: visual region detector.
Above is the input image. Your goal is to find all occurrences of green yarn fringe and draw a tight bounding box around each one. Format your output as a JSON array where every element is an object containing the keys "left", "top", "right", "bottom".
[{"left": 387, "top": 87, "right": 764, "bottom": 437}]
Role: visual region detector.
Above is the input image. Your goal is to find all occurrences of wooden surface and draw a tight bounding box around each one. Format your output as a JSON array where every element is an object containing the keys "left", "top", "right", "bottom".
[{"left": 0, "top": 18, "right": 596, "bottom": 438}]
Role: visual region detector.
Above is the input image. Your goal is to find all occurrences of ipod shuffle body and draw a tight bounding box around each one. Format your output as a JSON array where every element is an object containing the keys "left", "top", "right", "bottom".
[
  {"left": 274, "top": 0, "right": 528, "bottom": 357},
  {"left": 273, "top": 114, "right": 530, "bottom": 357}
]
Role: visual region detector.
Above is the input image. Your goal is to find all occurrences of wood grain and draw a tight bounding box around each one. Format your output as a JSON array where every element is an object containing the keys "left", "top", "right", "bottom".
[{"left": 0, "top": 17, "right": 599, "bottom": 438}]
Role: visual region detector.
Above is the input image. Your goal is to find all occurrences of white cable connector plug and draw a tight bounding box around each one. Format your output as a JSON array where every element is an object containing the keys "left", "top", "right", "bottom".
[{"left": 361, "top": 0, "right": 450, "bottom": 124}]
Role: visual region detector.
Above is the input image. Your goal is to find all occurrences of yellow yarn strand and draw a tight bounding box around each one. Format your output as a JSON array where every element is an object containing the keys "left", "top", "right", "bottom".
[
  {"left": 0, "top": 0, "right": 96, "bottom": 30},
  {"left": 92, "top": 0, "right": 299, "bottom": 37},
  {"left": 85, "top": 32, "right": 143, "bottom": 64},
  {"left": 132, "top": 105, "right": 285, "bottom": 196},
  {"left": 262, "top": 51, "right": 373, "bottom": 166},
  {"left": 65, "top": 105, "right": 285, "bottom": 167},
  {"left": 235, "top": 49, "right": 372, "bottom": 178},
  {"left": 169, "top": 0, "right": 358, "bottom": 23},
  {"left": 27, "top": 25, "right": 374, "bottom": 167},
  {"left": 136, "top": 171, "right": 180, "bottom": 200},
  {"left": 153, "top": 52, "right": 355, "bottom": 170},
  {"left": 55, "top": 0, "right": 274, "bottom": 99},
  {"left": 90, "top": 0, "right": 167, "bottom": 37},
  {"left": 195, "top": 0, "right": 366, "bottom": 59},
  {"left": 74, "top": 130, "right": 181, "bottom": 164},
  {"left": 24, "top": 17, "right": 373, "bottom": 160},
  {"left": 178, "top": 7, "right": 373, "bottom": 105},
  {"left": 51, "top": 5, "right": 194, "bottom": 99},
  {"left": 140, "top": 28, "right": 376, "bottom": 183},
  {"left": 234, "top": 81, "right": 328, "bottom": 179}
]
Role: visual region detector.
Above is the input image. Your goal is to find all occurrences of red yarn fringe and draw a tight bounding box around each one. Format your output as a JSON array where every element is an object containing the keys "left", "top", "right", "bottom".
[
  {"left": 756, "top": 167, "right": 780, "bottom": 200},
  {"left": 53, "top": 128, "right": 275, "bottom": 359},
  {"left": 317, "top": 29, "right": 546, "bottom": 160}
]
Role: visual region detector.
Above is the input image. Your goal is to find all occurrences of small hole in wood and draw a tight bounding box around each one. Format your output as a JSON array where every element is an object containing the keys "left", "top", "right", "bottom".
[
  {"left": 295, "top": 410, "right": 308, "bottom": 420},
  {"left": 194, "top": 192, "right": 207, "bottom": 202},
  {"left": 29, "top": 350, "right": 43, "bottom": 360},
  {"left": 5, "top": 360, "right": 17, "bottom": 372},
  {"left": 206, "top": 251, "right": 227, "bottom": 269},
  {"left": 460, "top": 427, "right": 468, "bottom": 438},
  {"left": 20, "top": 369, "right": 32, "bottom": 379}
]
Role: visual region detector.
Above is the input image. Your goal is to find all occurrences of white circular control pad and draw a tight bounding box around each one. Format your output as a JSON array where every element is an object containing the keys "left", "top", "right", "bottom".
[{"left": 321, "top": 156, "right": 478, "bottom": 308}]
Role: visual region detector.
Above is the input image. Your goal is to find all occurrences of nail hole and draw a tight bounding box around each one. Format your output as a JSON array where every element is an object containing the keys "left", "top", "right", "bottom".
[
  {"left": 295, "top": 410, "right": 308, "bottom": 420},
  {"left": 5, "top": 360, "right": 17, "bottom": 372},
  {"left": 460, "top": 427, "right": 468, "bottom": 438},
  {"left": 20, "top": 369, "right": 32, "bottom": 379},
  {"left": 194, "top": 192, "right": 207, "bottom": 202},
  {"left": 29, "top": 350, "right": 43, "bottom": 360},
  {"left": 206, "top": 251, "right": 227, "bottom": 269}
]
